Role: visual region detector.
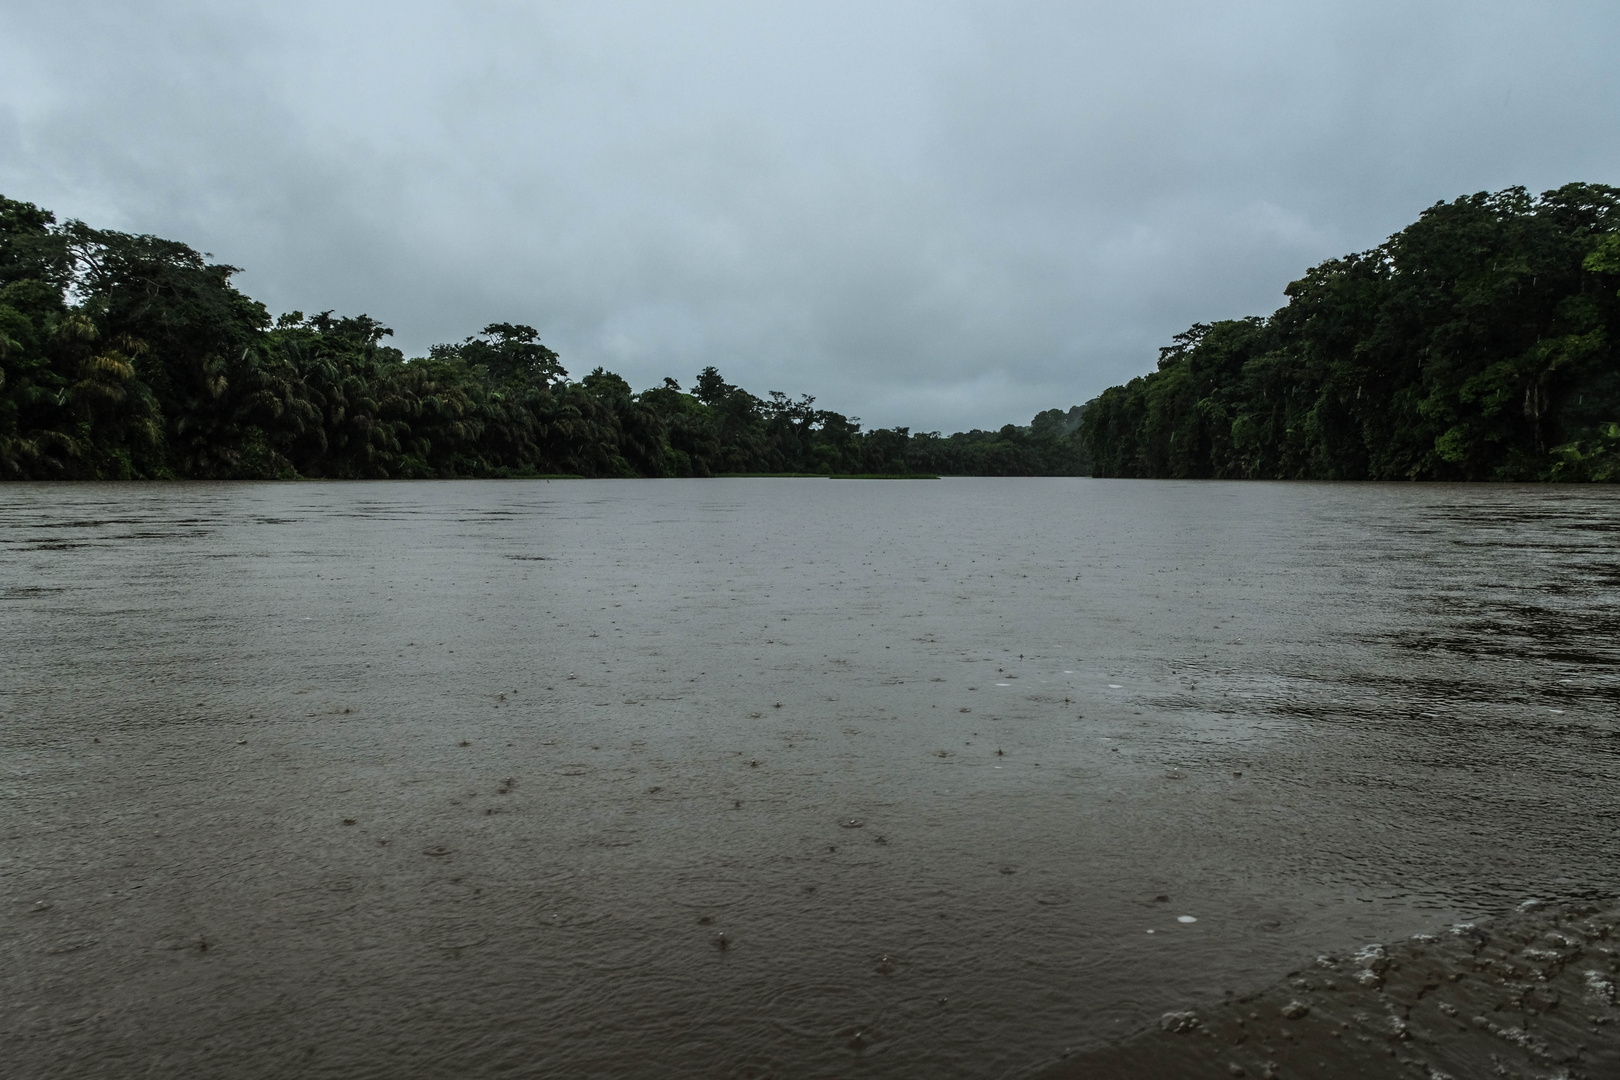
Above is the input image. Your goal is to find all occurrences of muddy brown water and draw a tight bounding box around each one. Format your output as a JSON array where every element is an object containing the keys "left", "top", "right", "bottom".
[{"left": 2, "top": 478, "right": 1616, "bottom": 1079}]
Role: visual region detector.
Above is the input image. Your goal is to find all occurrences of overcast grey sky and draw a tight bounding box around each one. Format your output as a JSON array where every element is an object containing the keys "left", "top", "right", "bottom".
[{"left": 3, "top": 1, "right": 1617, "bottom": 430}]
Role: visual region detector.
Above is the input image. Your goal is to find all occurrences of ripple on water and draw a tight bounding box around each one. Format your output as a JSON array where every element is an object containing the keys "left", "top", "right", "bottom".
[{"left": 3, "top": 479, "right": 1618, "bottom": 1080}]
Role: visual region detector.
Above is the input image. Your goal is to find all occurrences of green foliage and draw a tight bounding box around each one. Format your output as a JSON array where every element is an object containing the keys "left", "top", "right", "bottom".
[
  {"left": 431, "top": 322, "right": 566, "bottom": 386},
  {"left": 0, "top": 194, "right": 1090, "bottom": 479},
  {"left": 8, "top": 185, "right": 1615, "bottom": 484},
  {"left": 1082, "top": 184, "right": 1620, "bottom": 481}
]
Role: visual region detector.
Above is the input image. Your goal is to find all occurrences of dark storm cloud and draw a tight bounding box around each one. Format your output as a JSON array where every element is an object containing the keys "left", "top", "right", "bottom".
[{"left": 3, "top": 0, "right": 1617, "bottom": 430}]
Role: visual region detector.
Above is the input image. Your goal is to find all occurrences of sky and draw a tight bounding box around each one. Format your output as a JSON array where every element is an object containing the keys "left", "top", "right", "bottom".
[{"left": 3, "top": 1, "right": 1618, "bottom": 432}]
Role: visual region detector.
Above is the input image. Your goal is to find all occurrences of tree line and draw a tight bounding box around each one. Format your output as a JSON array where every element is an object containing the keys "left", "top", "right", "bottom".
[
  {"left": 1079, "top": 183, "right": 1620, "bottom": 481},
  {"left": 0, "top": 195, "right": 1089, "bottom": 480}
]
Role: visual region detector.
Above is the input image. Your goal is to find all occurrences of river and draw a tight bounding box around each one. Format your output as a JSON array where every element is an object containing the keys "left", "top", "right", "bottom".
[{"left": 3, "top": 478, "right": 1616, "bottom": 1078}]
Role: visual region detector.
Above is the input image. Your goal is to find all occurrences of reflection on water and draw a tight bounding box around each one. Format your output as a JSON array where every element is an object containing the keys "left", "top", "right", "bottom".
[{"left": 2, "top": 479, "right": 1616, "bottom": 1079}]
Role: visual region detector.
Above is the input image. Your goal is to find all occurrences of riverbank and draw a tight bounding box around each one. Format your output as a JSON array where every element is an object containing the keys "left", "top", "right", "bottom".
[{"left": 1035, "top": 898, "right": 1620, "bottom": 1079}]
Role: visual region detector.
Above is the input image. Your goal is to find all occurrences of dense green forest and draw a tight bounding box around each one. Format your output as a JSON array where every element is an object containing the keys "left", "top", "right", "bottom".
[
  {"left": 9, "top": 184, "right": 1614, "bottom": 483},
  {"left": 1080, "top": 183, "right": 1620, "bottom": 481},
  {"left": 0, "top": 195, "right": 1088, "bottom": 480}
]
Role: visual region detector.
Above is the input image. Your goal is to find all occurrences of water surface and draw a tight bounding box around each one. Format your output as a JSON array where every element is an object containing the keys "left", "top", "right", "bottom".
[{"left": 2, "top": 479, "right": 1616, "bottom": 1078}]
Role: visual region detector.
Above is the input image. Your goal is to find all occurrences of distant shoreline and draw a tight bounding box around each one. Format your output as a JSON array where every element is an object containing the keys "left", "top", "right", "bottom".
[{"left": 5, "top": 185, "right": 1614, "bottom": 484}]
